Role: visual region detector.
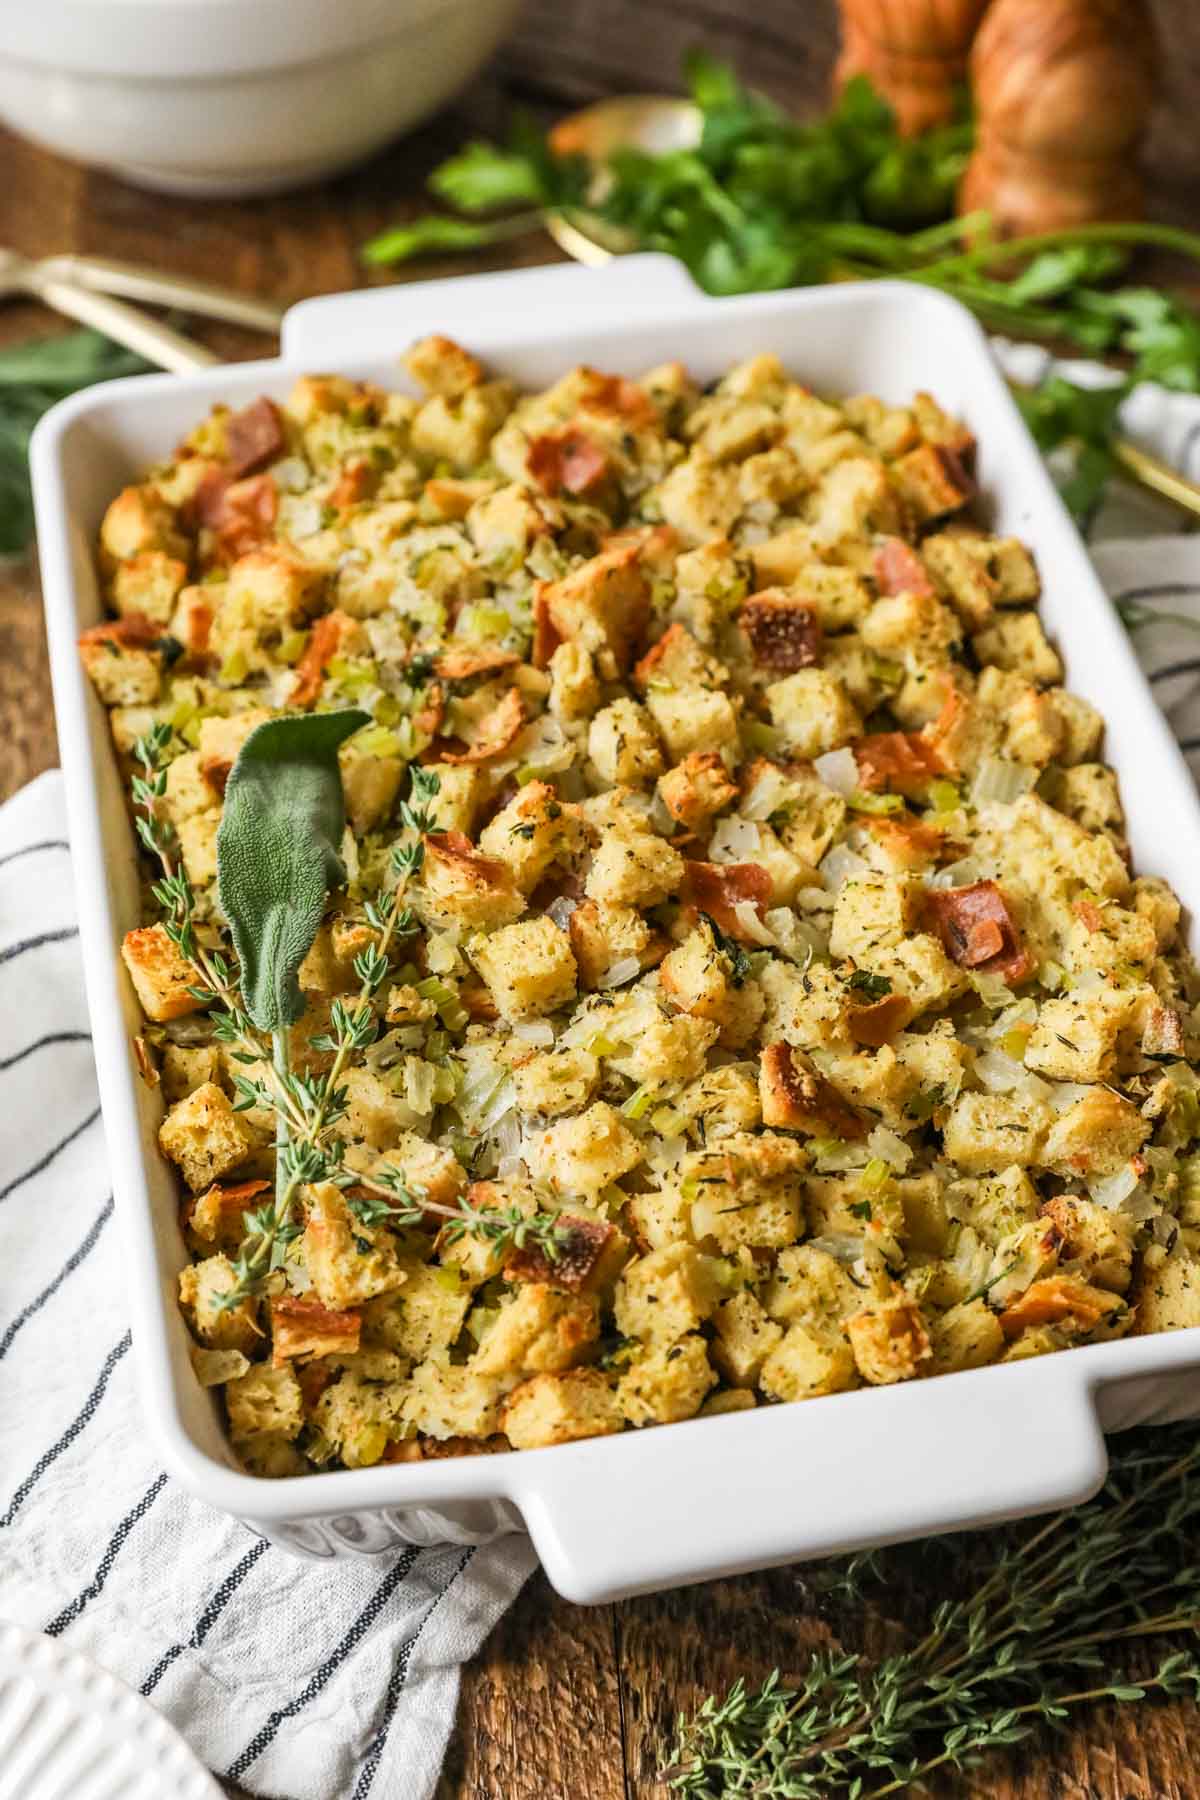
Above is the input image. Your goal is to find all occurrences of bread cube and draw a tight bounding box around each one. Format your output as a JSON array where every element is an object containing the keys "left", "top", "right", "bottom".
[
  {"left": 613, "top": 1242, "right": 725, "bottom": 1347},
  {"left": 846, "top": 1294, "right": 931, "bottom": 1385},
  {"left": 711, "top": 1291, "right": 784, "bottom": 1385},
  {"left": 829, "top": 875, "right": 919, "bottom": 961},
  {"left": 1063, "top": 902, "right": 1156, "bottom": 976},
  {"left": 1131, "top": 1247, "right": 1200, "bottom": 1335},
  {"left": 942, "top": 1092, "right": 1048, "bottom": 1175},
  {"left": 529, "top": 1101, "right": 643, "bottom": 1197},
  {"left": 1041, "top": 1088, "right": 1149, "bottom": 1180},
  {"left": 410, "top": 379, "right": 513, "bottom": 470},
  {"left": 502, "top": 1369, "right": 623, "bottom": 1449},
  {"left": 270, "top": 1296, "right": 362, "bottom": 1365},
  {"left": 471, "top": 916, "right": 577, "bottom": 1021},
  {"left": 682, "top": 1132, "right": 806, "bottom": 1253},
  {"left": 363, "top": 1263, "right": 472, "bottom": 1362},
  {"left": 766, "top": 668, "right": 862, "bottom": 758},
  {"left": 890, "top": 442, "right": 973, "bottom": 524},
  {"left": 121, "top": 922, "right": 202, "bottom": 1023},
  {"left": 660, "top": 924, "right": 765, "bottom": 1049},
  {"left": 178, "top": 1254, "right": 259, "bottom": 1354},
  {"left": 548, "top": 641, "right": 601, "bottom": 725},
  {"left": 417, "top": 833, "right": 525, "bottom": 931},
  {"left": 301, "top": 1183, "right": 409, "bottom": 1308},
  {"left": 1024, "top": 989, "right": 1132, "bottom": 1083},
  {"left": 478, "top": 780, "right": 584, "bottom": 894},
  {"left": 927, "top": 1299, "right": 1005, "bottom": 1374},
  {"left": 652, "top": 451, "right": 740, "bottom": 545},
  {"left": 161, "top": 1042, "right": 222, "bottom": 1105},
  {"left": 512, "top": 1046, "right": 600, "bottom": 1118},
  {"left": 759, "top": 1323, "right": 857, "bottom": 1401},
  {"left": 225, "top": 1363, "right": 304, "bottom": 1443},
  {"left": 314, "top": 1354, "right": 410, "bottom": 1467},
  {"left": 403, "top": 1357, "right": 507, "bottom": 1440},
  {"left": 78, "top": 619, "right": 164, "bottom": 706},
  {"left": 404, "top": 333, "right": 484, "bottom": 397},
  {"left": 568, "top": 899, "right": 666, "bottom": 989},
  {"left": 534, "top": 542, "right": 650, "bottom": 676},
  {"left": 948, "top": 1167, "right": 1042, "bottom": 1247},
  {"left": 584, "top": 825, "right": 685, "bottom": 908},
  {"left": 587, "top": 697, "right": 664, "bottom": 786},
  {"left": 617, "top": 1334, "right": 716, "bottom": 1425},
  {"left": 658, "top": 752, "right": 738, "bottom": 831},
  {"left": 646, "top": 686, "right": 739, "bottom": 761},
  {"left": 472, "top": 1284, "right": 598, "bottom": 1379},
  {"left": 761, "top": 1243, "right": 860, "bottom": 1329},
  {"left": 100, "top": 482, "right": 183, "bottom": 562},
  {"left": 159, "top": 1082, "right": 255, "bottom": 1192}
]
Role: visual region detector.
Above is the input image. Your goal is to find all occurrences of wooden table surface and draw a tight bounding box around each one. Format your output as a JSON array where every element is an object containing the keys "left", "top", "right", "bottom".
[{"left": 3, "top": 5, "right": 1200, "bottom": 1795}]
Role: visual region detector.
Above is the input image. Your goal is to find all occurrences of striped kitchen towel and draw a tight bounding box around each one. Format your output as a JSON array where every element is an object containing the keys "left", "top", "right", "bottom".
[
  {"left": 0, "top": 772, "right": 537, "bottom": 1800},
  {"left": 0, "top": 521, "right": 1197, "bottom": 1796}
]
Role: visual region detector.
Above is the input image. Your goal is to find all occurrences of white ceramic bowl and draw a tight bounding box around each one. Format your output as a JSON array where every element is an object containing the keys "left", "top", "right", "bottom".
[
  {"left": 0, "top": 0, "right": 522, "bottom": 196},
  {"left": 29, "top": 259, "right": 1200, "bottom": 1606}
]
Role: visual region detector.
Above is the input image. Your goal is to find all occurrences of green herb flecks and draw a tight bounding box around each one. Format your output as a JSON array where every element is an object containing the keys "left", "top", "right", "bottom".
[{"left": 350, "top": 1171, "right": 570, "bottom": 1263}]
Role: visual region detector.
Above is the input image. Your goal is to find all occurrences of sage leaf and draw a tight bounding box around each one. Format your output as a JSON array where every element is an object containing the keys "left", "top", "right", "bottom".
[{"left": 216, "top": 708, "right": 368, "bottom": 1032}]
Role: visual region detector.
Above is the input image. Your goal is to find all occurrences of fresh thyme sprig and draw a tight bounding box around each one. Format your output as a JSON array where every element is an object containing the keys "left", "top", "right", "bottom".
[
  {"left": 664, "top": 1425, "right": 1200, "bottom": 1798},
  {"left": 349, "top": 1168, "right": 571, "bottom": 1262}
]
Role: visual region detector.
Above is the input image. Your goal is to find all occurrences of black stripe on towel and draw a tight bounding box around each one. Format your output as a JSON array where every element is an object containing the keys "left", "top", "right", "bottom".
[
  {"left": 0, "top": 839, "right": 69, "bottom": 872},
  {"left": 0, "top": 1105, "right": 102, "bottom": 1205},
  {"left": 1181, "top": 418, "right": 1200, "bottom": 476},
  {"left": 1110, "top": 581, "right": 1200, "bottom": 607},
  {"left": 1, "top": 1331, "right": 131, "bottom": 1526},
  {"left": 0, "top": 1030, "right": 91, "bottom": 1073},
  {"left": 1178, "top": 734, "right": 1200, "bottom": 754},
  {"left": 141, "top": 1539, "right": 270, "bottom": 1695},
  {"left": 45, "top": 1473, "right": 169, "bottom": 1635},
  {"left": 0, "top": 1193, "right": 114, "bottom": 1363},
  {"left": 226, "top": 1546, "right": 422, "bottom": 1781},
  {"left": 1149, "top": 657, "right": 1200, "bottom": 686},
  {"left": 353, "top": 1547, "right": 476, "bottom": 1800},
  {"left": 0, "top": 926, "right": 79, "bottom": 966}
]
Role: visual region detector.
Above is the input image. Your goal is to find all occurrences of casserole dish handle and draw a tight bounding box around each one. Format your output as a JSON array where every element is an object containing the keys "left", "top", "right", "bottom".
[{"left": 512, "top": 1358, "right": 1109, "bottom": 1604}]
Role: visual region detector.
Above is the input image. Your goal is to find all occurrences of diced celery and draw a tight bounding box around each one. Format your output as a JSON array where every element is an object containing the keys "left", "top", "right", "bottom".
[
  {"left": 277, "top": 629, "right": 309, "bottom": 665},
  {"left": 849, "top": 789, "right": 904, "bottom": 816},
  {"left": 928, "top": 779, "right": 962, "bottom": 813},
  {"left": 859, "top": 1157, "right": 890, "bottom": 1192},
  {"left": 218, "top": 648, "right": 248, "bottom": 685}
]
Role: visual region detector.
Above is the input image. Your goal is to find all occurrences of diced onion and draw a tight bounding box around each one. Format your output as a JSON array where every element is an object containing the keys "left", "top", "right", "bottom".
[
  {"left": 819, "top": 844, "right": 869, "bottom": 892},
  {"left": 970, "top": 758, "right": 1037, "bottom": 806},
  {"left": 1017, "top": 1071, "right": 1054, "bottom": 1104},
  {"left": 808, "top": 1233, "right": 866, "bottom": 1266},
  {"left": 1071, "top": 968, "right": 1105, "bottom": 994},
  {"left": 741, "top": 765, "right": 793, "bottom": 822},
  {"left": 512, "top": 1020, "right": 555, "bottom": 1046},
  {"left": 1088, "top": 1164, "right": 1140, "bottom": 1210},
  {"left": 732, "top": 901, "right": 776, "bottom": 945},
  {"left": 974, "top": 1050, "right": 1027, "bottom": 1093},
  {"left": 867, "top": 1125, "right": 913, "bottom": 1171},
  {"left": 709, "top": 815, "right": 760, "bottom": 860},
  {"left": 814, "top": 746, "right": 859, "bottom": 798},
  {"left": 927, "top": 857, "right": 983, "bottom": 891},
  {"left": 271, "top": 456, "right": 312, "bottom": 494},
  {"left": 598, "top": 956, "right": 642, "bottom": 990},
  {"left": 546, "top": 895, "right": 578, "bottom": 930},
  {"left": 1048, "top": 1081, "right": 1093, "bottom": 1113}
]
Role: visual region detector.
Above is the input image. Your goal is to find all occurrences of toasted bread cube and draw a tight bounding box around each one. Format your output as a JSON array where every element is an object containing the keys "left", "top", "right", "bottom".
[
  {"left": 161, "top": 1042, "right": 221, "bottom": 1105},
  {"left": 711, "top": 1291, "right": 784, "bottom": 1385},
  {"left": 178, "top": 1254, "right": 260, "bottom": 1355},
  {"left": 403, "top": 1357, "right": 507, "bottom": 1440},
  {"left": 530, "top": 1101, "right": 643, "bottom": 1197},
  {"left": 225, "top": 1363, "right": 304, "bottom": 1443},
  {"left": 829, "top": 875, "right": 919, "bottom": 961},
  {"left": 568, "top": 899, "right": 666, "bottom": 989},
  {"left": 760, "top": 1323, "right": 857, "bottom": 1401},
  {"left": 472, "top": 1284, "right": 599, "bottom": 1379},
  {"left": 270, "top": 1296, "right": 361, "bottom": 1365},
  {"left": 417, "top": 833, "right": 525, "bottom": 931},
  {"left": 313, "top": 1351, "right": 410, "bottom": 1467},
  {"left": 1024, "top": 989, "right": 1132, "bottom": 1083},
  {"left": 535, "top": 542, "right": 650, "bottom": 677},
  {"left": 502, "top": 1369, "right": 623, "bottom": 1449},
  {"left": 942, "top": 1092, "right": 1048, "bottom": 1175},
  {"left": 890, "top": 442, "right": 973, "bottom": 524},
  {"left": 683, "top": 1132, "right": 806, "bottom": 1253},
  {"left": 226, "top": 545, "right": 323, "bottom": 635},
  {"left": 512, "top": 1045, "right": 600, "bottom": 1118},
  {"left": 301, "top": 1183, "right": 409, "bottom": 1308},
  {"left": 846, "top": 1294, "right": 931, "bottom": 1385},
  {"left": 766, "top": 668, "right": 863, "bottom": 759},
  {"left": 121, "top": 923, "right": 202, "bottom": 1023},
  {"left": 478, "top": 780, "right": 584, "bottom": 895},
  {"left": 341, "top": 752, "right": 403, "bottom": 836},
  {"left": 927, "top": 1299, "right": 1005, "bottom": 1374},
  {"left": 808, "top": 456, "right": 906, "bottom": 548},
  {"left": 972, "top": 611, "right": 1061, "bottom": 686},
  {"left": 587, "top": 697, "right": 664, "bottom": 787},
  {"left": 111, "top": 549, "right": 187, "bottom": 626},
  {"left": 332, "top": 1066, "right": 415, "bottom": 1150},
  {"left": 159, "top": 1082, "right": 255, "bottom": 1192},
  {"left": 645, "top": 684, "right": 739, "bottom": 761},
  {"left": 1041, "top": 1088, "right": 1150, "bottom": 1180},
  {"left": 657, "top": 751, "right": 738, "bottom": 831},
  {"left": 613, "top": 1242, "right": 725, "bottom": 1347},
  {"left": 660, "top": 923, "right": 764, "bottom": 1049},
  {"left": 184, "top": 1176, "right": 269, "bottom": 1251},
  {"left": 506, "top": 1214, "right": 629, "bottom": 1296},
  {"left": 471, "top": 916, "right": 577, "bottom": 1022},
  {"left": 758, "top": 1042, "right": 864, "bottom": 1141},
  {"left": 410, "top": 379, "right": 513, "bottom": 470},
  {"left": 1131, "top": 876, "right": 1180, "bottom": 950},
  {"left": 998, "top": 1275, "right": 1129, "bottom": 1346},
  {"left": 363, "top": 1263, "right": 472, "bottom": 1361},
  {"left": 78, "top": 623, "right": 164, "bottom": 706},
  {"left": 652, "top": 451, "right": 740, "bottom": 545},
  {"left": 404, "top": 333, "right": 484, "bottom": 397},
  {"left": 617, "top": 1333, "right": 716, "bottom": 1425},
  {"left": 584, "top": 825, "right": 685, "bottom": 908},
  {"left": 1064, "top": 902, "right": 1156, "bottom": 976},
  {"left": 762, "top": 1244, "right": 860, "bottom": 1329},
  {"left": 375, "top": 1133, "right": 465, "bottom": 1212},
  {"left": 1131, "top": 1246, "right": 1200, "bottom": 1334},
  {"left": 548, "top": 641, "right": 602, "bottom": 725},
  {"left": 100, "top": 482, "right": 183, "bottom": 562},
  {"left": 1040, "top": 1195, "right": 1133, "bottom": 1293}
]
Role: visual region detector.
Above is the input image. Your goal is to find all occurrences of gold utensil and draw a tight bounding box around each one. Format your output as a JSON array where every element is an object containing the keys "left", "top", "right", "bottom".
[
  {"left": 543, "top": 91, "right": 1200, "bottom": 525},
  {"left": 0, "top": 247, "right": 216, "bottom": 371},
  {"left": 32, "top": 255, "right": 285, "bottom": 335}
]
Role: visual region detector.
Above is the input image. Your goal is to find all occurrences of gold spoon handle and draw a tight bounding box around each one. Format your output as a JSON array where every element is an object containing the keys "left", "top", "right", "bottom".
[
  {"left": 37, "top": 255, "right": 284, "bottom": 335},
  {"left": 27, "top": 272, "right": 218, "bottom": 372},
  {"left": 1110, "top": 437, "right": 1200, "bottom": 520}
]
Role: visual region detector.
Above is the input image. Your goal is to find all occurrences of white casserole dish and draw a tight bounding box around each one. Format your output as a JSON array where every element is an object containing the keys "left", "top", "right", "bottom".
[{"left": 30, "top": 256, "right": 1200, "bottom": 1605}]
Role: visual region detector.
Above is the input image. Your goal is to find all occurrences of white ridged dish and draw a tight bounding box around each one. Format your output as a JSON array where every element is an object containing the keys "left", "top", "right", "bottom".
[{"left": 0, "top": 1620, "right": 220, "bottom": 1800}]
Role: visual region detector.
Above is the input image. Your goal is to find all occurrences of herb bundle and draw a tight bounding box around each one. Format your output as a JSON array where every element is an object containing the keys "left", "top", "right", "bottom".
[
  {"left": 666, "top": 1423, "right": 1200, "bottom": 1797},
  {"left": 131, "top": 716, "right": 567, "bottom": 1306},
  {"left": 364, "top": 52, "right": 1200, "bottom": 526}
]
